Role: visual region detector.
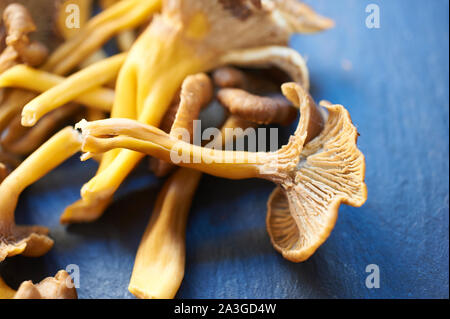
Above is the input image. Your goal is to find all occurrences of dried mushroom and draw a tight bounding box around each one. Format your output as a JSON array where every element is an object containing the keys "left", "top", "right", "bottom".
[
  {"left": 13, "top": 270, "right": 78, "bottom": 299},
  {"left": 20, "top": 53, "right": 125, "bottom": 126},
  {"left": 0, "top": 127, "right": 81, "bottom": 261},
  {"left": 0, "top": 64, "right": 114, "bottom": 111},
  {"left": 217, "top": 88, "right": 297, "bottom": 126},
  {"left": 77, "top": 83, "right": 366, "bottom": 260},
  {"left": 219, "top": 46, "right": 311, "bottom": 91},
  {"left": 266, "top": 100, "right": 367, "bottom": 261},
  {"left": 151, "top": 73, "right": 213, "bottom": 177},
  {"left": 44, "top": 0, "right": 162, "bottom": 75},
  {"left": 0, "top": 270, "right": 77, "bottom": 299},
  {"left": 2, "top": 103, "right": 80, "bottom": 156},
  {"left": 0, "top": 3, "right": 48, "bottom": 73},
  {"left": 130, "top": 116, "right": 255, "bottom": 299},
  {"left": 49, "top": 0, "right": 332, "bottom": 224}
]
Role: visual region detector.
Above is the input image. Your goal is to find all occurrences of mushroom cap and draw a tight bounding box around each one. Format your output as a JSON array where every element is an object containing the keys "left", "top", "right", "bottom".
[
  {"left": 0, "top": 224, "right": 53, "bottom": 261},
  {"left": 161, "top": 0, "right": 333, "bottom": 56},
  {"left": 14, "top": 270, "right": 78, "bottom": 299},
  {"left": 267, "top": 101, "right": 367, "bottom": 263}
]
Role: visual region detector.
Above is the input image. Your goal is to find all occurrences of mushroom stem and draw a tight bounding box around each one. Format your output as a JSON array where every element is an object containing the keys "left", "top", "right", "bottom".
[
  {"left": 62, "top": 0, "right": 331, "bottom": 223},
  {"left": 0, "top": 64, "right": 114, "bottom": 111},
  {"left": 0, "top": 127, "right": 81, "bottom": 261},
  {"left": 21, "top": 53, "right": 125, "bottom": 126},
  {"left": 129, "top": 116, "right": 254, "bottom": 299},
  {"left": 78, "top": 83, "right": 321, "bottom": 181},
  {"left": 2, "top": 104, "right": 81, "bottom": 156},
  {"left": 43, "top": 0, "right": 162, "bottom": 75}
]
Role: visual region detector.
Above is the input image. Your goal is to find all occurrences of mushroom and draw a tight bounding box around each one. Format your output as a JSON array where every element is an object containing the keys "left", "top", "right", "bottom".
[
  {"left": 1, "top": 270, "right": 78, "bottom": 299},
  {"left": 217, "top": 88, "right": 297, "bottom": 126},
  {"left": 2, "top": 103, "right": 80, "bottom": 156},
  {"left": 13, "top": 270, "right": 78, "bottom": 299},
  {"left": 44, "top": 0, "right": 162, "bottom": 75},
  {"left": 130, "top": 116, "right": 255, "bottom": 299},
  {"left": 0, "top": 64, "right": 114, "bottom": 112},
  {"left": 99, "top": 0, "right": 137, "bottom": 52},
  {"left": 219, "top": 46, "right": 311, "bottom": 91},
  {"left": 0, "top": 127, "right": 81, "bottom": 261},
  {"left": 54, "top": 0, "right": 332, "bottom": 224},
  {"left": 151, "top": 73, "right": 213, "bottom": 177},
  {"left": 76, "top": 83, "right": 367, "bottom": 261},
  {"left": 20, "top": 53, "right": 125, "bottom": 126},
  {"left": 0, "top": 163, "right": 8, "bottom": 183},
  {"left": 212, "top": 66, "right": 280, "bottom": 92},
  {"left": 0, "top": 89, "right": 35, "bottom": 134},
  {"left": 0, "top": 3, "right": 48, "bottom": 73}
]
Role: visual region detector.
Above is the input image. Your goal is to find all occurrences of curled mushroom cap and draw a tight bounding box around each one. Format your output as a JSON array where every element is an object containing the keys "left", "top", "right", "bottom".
[
  {"left": 267, "top": 101, "right": 367, "bottom": 262},
  {"left": 76, "top": 83, "right": 366, "bottom": 262},
  {"left": 219, "top": 46, "right": 310, "bottom": 91},
  {"left": 49, "top": 0, "right": 331, "bottom": 225},
  {"left": 13, "top": 270, "right": 78, "bottom": 299},
  {"left": 218, "top": 88, "right": 297, "bottom": 126}
]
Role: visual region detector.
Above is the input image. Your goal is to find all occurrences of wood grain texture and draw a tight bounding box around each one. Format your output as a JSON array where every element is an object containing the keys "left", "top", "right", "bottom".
[{"left": 0, "top": 0, "right": 448, "bottom": 298}]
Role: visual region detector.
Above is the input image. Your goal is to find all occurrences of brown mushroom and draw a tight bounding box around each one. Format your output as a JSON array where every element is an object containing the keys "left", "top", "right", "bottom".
[
  {"left": 13, "top": 270, "right": 78, "bottom": 299},
  {"left": 151, "top": 73, "right": 213, "bottom": 177},
  {"left": 217, "top": 88, "right": 297, "bottom": 126},
  {"left": 0, "top": 127, "right": 81, "bottom": 261},
  {"left": 1, "top": 3, "right": 48, "bottom": 70},
  {"left": 77, "top": 83, "right": 367, "bottom": 262}
]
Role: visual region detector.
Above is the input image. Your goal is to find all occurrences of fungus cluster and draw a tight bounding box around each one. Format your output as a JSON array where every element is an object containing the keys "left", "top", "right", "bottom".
[{"left": 0, "top": 0, "right": 366, "bottom": 299}]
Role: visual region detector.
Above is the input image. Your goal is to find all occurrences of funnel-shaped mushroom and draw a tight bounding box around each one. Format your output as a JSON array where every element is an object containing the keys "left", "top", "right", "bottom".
[
  {"left": 53, "top": 0, "right": 332, "bottom": 224},
  {"left": 76, "top": 83, "right": 366, "bottom": 261},
  {"left": 0, "top": 127, "right": 81, "bottom": 261},
  {"left": 267, "top": 101, "right": 367, "bottom": 262}
]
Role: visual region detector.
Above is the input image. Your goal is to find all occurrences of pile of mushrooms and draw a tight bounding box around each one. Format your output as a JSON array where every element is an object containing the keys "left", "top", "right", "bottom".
[{"left": 0, "top": 0, "right": 366, "bottom": 299}]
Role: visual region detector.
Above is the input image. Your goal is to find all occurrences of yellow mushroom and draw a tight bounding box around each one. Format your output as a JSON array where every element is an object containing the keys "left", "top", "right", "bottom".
[
  {"left": 2, "top": 104, "right": 80, "bottom": 156},
  {"left": 0, "top": 127, "right": 81, "bottom": 261},
  {"left": 219, "top": 46, "right": 310, "bottom": 91},
  {"left": 44, "top": 0, "right": 162, "bottom": 75},
  {"left": 77, "top": 83, "right": 367, "bottom": 261},
  {"left": 21, "top": 53, "right": 125, "bottom": 126},
  {"left": 0, "top": 270, "right": 78, "bottom": 299},
  {"left": 0, "top": 64, "right": 114, "bottom": 112},
  {"left": 59, "top": 0, "right": 332, "bottom": 224},
  {"left": 130, "top": 116, "right": 255, "bottom": 299},
  {"left": 151, "top": 73, "right": 213, "bottom": 177}
]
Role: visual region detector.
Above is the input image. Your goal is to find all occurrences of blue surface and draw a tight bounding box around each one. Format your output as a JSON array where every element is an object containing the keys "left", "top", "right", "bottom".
[{"left": 1, "top": 0, "right": 448, "bottom": 299}]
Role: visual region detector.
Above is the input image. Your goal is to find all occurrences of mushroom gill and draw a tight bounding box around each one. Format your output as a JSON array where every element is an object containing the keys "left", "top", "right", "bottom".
[{"left": 267, "top": 102, "right": 367, "bottom": 262}]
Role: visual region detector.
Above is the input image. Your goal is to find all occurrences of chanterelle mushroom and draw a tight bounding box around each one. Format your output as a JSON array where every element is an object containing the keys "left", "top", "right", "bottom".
[
  {"left": 266, "top": 100, "right": 367, "bottom": 262},
  {"left": 44, "top": 0, "right": 332, "bottom": 224},
  {"left": 0, "top": 127, "right": 81, "bottom": 261},
  {"left": 76, "top": 83, "right": 367, "bottom": 261},
  {"left": 9, "top": 270, "right": 78, "bottom": 299}
]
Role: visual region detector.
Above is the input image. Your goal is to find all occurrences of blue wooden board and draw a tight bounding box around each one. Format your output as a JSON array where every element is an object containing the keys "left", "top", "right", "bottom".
[{"left": 0, "top": 0, "right": 448, "bottom": 299}]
